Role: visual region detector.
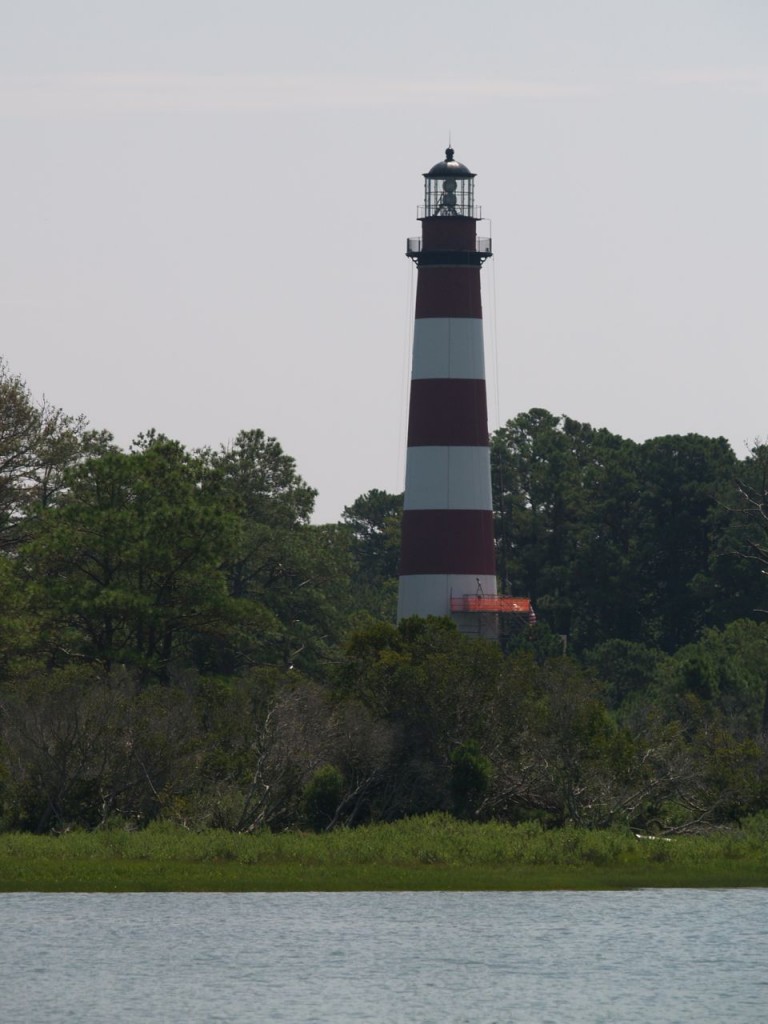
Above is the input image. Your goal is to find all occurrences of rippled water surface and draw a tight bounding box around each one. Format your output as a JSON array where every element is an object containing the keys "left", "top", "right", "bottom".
[{"left": 2, "top": 889, "right": 767, "bottom": 1023}]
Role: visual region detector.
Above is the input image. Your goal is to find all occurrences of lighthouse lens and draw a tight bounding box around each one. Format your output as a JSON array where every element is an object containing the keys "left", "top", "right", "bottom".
[
  {"left": 443, "top": 179, "right": 457, "bottom": 193},
  {"left": 443, "top": 193, "right": 456, "bottom": 207}
]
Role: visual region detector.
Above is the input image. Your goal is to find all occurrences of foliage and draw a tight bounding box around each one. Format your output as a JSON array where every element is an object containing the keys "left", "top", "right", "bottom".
[
  {"left": 667, "top": 619, "right": 768, "bottom": 738},
  {"left": 204, "top": 430, "right": 355, "bottom": 674},
  {"left": 302, "top": 765, "right": 345, "bottom": 831},
  {"left": 341, "top": 489, "right": 402, "bottom": 621},
  {"left": 0, "top": 358, "right": 112, "bottom": 551},
  {"left": 493, "top": 409, "right": 642, "bottom": 647},
  {"left": 0, "top": 666, "right": 199, "bottom": 832},
  {"left": 450, "top": 741, "right": 491, "bottom": 818},
  {"left": 20, "top": 435, "right": 243, "bottom": 683},
  {"left": 585, "top": 639, "right": 672, "bottom": 711},
  {"left": 2, "top": 364, "right": 768, "bottom": 837},
  {"left": 336, "top": 617, "right": 506, "bottom": 818},
  {"left": 493, "top": 410, "right": 747, "bottom": 653}
]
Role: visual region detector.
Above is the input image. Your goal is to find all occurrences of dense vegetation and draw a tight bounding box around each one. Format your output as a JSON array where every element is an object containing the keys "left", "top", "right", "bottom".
[{"left": 2, "top": 360, "right": 768, "bottom": 837}]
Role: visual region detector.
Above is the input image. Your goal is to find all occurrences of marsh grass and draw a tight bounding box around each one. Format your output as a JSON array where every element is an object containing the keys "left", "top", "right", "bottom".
[{"left": 2, "top": 814, "right": 767, "bottom": 891}]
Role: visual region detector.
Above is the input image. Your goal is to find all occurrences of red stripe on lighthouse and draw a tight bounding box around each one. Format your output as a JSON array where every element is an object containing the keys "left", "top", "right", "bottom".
[
  {"left": 399, "top": 509, "right": 496, "bottom": 575},
  {"left": 407, "top": 379, "right": 489, "bottom": 447},
  {"left": 415, "top": 267, "right": 483, "bottom": 319}
]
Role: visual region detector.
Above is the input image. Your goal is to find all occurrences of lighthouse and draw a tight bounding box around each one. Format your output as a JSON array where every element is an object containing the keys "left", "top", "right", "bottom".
[{"left": 397, "top": 148, "right": 498, "bottom": 634}]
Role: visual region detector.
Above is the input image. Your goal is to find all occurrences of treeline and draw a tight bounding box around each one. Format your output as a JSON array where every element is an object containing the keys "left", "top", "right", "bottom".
[
  {"left": 1, "top": 361, "right": 767, "bottom": 834},
  {"left": 492, "top": 408, "right": 768, "bottom": 652}
]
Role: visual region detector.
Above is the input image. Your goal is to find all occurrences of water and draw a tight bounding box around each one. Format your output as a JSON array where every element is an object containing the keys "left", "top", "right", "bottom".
[{"left": 1, "top": 890, "right": 766, "bottom": 1023}]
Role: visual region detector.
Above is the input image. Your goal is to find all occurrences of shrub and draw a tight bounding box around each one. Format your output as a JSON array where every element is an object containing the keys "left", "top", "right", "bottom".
[{"left": 301, "top": 765, "right": 344, "bottom": 831}]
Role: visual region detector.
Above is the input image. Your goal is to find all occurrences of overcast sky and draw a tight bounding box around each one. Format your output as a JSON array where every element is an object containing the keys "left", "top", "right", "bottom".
[{"left": 2, "top": 1, "right": 766, "bottom": 521}]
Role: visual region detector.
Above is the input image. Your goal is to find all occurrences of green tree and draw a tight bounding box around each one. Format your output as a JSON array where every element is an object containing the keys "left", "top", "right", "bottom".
[
  {"left": 670, "top": 619, "right": 768, "bottom": 738},
  {"left": 724, "top": 443, "right": 768, "bottom": 619},
  {"left": 205, "top": 430, "right": 353, "bottom": 674},
  {"left": 493, "top": 412, "right": 743, "bottom": 653},
  {"left": 632, "top": 433, "right": 738, "bottom": 649},
  {"left": 586, "top": 639, "right": 671, "bottom": 711},
  {"left": 336, "top": 617, "right": 505, "bottom": 818},
  {"left": 22, "top": 434, "right": 243, "bottom": 684},
  {"left": 301, "top": 764, "right": 345, "bottom": 831},
  {"left": 450, "top": 740, "right": 490, "bottom": 819},
  {"left": 0, "top": 557, "right": 40, "bottom": 682},
  {"left": 492, "top": 409, "right": 642, "bottom": 648},
  {"left": 341, "top": 489, "right": 402, "bottom": 622},
  {"left": 0, "top": 359, "right": 111, "bottom": 551}
]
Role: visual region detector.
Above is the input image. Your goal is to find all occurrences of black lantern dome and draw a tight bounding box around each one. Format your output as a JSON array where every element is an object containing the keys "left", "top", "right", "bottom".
[{"left": 425, "top": 147, "right": 474, "bottom": 179}]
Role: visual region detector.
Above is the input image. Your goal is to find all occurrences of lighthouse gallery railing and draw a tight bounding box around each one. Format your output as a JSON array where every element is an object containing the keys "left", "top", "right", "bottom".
[{"left": 406, "top": 237, "right": 492, "bottom": 256}]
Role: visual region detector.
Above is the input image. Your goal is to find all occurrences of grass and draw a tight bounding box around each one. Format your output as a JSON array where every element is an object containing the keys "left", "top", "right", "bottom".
[{"left": 2, "top": 814, "right": 767, "bottom": 892}]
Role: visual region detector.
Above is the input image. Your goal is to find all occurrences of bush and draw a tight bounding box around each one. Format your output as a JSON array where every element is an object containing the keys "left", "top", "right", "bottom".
[
  {"left": 450, "top": 741, "right": 490, "bottom": 818},
  {"left": 301, "top": 765, "right": 344, "bottom": 831}
]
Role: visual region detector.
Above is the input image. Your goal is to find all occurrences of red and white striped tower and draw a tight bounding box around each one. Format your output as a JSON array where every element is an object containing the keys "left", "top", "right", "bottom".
[{"left": 398, "top": 148, "right": 497, "bottom": 634}]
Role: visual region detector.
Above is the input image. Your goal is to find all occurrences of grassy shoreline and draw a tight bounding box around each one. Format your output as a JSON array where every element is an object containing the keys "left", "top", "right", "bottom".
[{"left": 2, "top": 814, "right": 767, "bottom": 892}]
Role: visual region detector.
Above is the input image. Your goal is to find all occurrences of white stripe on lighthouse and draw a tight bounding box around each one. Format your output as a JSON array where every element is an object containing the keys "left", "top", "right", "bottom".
[
  {"left": 411, "top": 318, "right": 486, "bottom": 380},
  {"left": 403, "top": 446, "right": 493, "bottom": 510}
]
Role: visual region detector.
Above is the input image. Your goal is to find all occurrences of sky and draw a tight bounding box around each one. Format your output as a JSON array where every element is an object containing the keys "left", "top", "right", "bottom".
[{"left": 2, "top": 1, "right": 766, "bottom": 522}]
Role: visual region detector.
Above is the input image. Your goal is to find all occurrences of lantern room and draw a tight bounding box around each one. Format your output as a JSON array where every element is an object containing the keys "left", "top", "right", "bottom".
[{"left": 420, "top": 147, "right": 479, "bottom": 219}]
